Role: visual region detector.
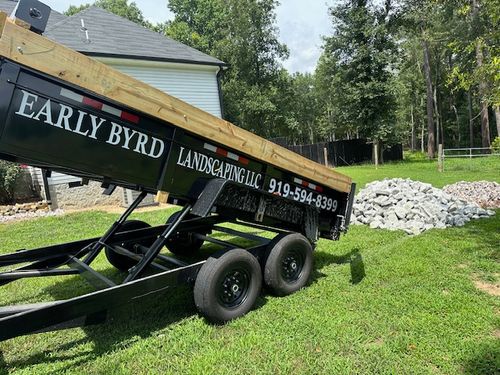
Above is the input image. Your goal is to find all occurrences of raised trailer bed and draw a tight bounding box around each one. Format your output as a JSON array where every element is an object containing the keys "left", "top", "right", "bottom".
[{"left": 0, "top": 0, "right": 355, "bottom": 342}]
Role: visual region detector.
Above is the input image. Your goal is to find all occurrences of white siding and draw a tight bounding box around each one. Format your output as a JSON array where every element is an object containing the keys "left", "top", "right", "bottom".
[
  {"left": 29, "top": 167, "right": 81, "bottom": 187},
  {"left": 103, "top": 59, "right": 222, "bottom": 118},
  {"left": 38, "top": 58, "right": 222, "bottom": 187}
]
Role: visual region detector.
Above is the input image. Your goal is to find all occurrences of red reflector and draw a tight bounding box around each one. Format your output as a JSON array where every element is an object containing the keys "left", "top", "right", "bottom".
[
  {"left": 82, "top": 97, "right": 103, "bottom": 110},
  {"left": 216, "top": 148, "right": 228, "bottom": 157},
  {"left": 121, "top": 112, "right": 140, "bottom": 124}
]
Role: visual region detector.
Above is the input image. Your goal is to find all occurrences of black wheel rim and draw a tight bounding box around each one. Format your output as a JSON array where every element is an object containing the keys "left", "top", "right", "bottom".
[
  {"left": 217, "top": 267, "right": 250, "bottom": 309},
  {"left": 281, "top": 248, "right": 304, "bottom": 283}
]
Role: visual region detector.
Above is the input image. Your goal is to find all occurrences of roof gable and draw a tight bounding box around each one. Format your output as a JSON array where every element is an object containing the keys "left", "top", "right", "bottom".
[
  {"left": 44, "top": 6, "right": 224, "bottom": 66},
  {"left": 0, "top": 1, "right": 224, "bottom": 66}
]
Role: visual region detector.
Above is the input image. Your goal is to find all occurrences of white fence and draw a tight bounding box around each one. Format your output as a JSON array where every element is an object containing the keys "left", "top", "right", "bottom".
[{"left": 443, "top": 147, "right": 500, "bottom": 159}]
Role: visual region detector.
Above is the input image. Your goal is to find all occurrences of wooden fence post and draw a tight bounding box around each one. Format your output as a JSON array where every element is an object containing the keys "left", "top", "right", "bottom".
[
  {"left": 374, "top": 142, "right": 379, "bottom": 169},
  {"left": 438, "top": 144, "right": 443, "bottom": 172},
  {"left": 323, "top": 147, "right": 329, "bottom": 167}
]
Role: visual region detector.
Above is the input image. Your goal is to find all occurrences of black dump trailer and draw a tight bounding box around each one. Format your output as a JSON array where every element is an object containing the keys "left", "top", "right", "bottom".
[{"left": 0, "top": 1, "right": 355, "bottom": 342}]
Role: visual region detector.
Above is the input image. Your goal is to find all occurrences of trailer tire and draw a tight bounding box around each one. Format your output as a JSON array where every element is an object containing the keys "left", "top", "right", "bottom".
[
  {"left": 166, "top": 212, "right": 205, "bottom": 256},
  {"left": 194, "top": 249, "right": 262, "bottom": 323},
  {"left": 263, "top": 233, "right": 313, "bottom": 296},
  {"left": 105, "top": 220, "right": 153, "bottom": 271}
]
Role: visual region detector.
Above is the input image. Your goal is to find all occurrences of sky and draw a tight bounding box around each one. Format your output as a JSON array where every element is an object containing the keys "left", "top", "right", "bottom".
[{"left": 42, "top": 0, "right": 336, "bottom": 73}]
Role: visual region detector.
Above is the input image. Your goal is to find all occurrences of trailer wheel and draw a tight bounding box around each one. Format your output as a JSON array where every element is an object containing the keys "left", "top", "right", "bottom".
[
  {"left": 263, "top": 233, "right": 313, "bottom": 296},
  {"left": 105, "top": 220, "right": 153, "bottom": 271},
  {"left": 194, "top": 249, "right": 262, "bottom": 323},
  {"left": 165, "top": 212, "right": 205, "bottom": 256}
]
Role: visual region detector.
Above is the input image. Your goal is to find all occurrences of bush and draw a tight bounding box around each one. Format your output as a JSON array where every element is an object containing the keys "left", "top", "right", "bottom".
[
  {"left": 404, "top": 151, "right": 428, "bottom": 162},
  {"left": 492, "top": 137, "right": 500, "bottom": 153},
  {"left": 0, "top": 161, "right": 22, "bottom": 204}
]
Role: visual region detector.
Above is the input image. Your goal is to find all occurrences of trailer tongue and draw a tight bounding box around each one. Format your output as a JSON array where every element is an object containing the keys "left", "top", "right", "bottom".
[{"left": 0, "top": 0, "right": 355, "bottom": 342}]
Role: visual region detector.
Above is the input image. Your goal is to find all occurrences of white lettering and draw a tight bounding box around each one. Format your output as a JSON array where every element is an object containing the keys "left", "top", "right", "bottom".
[
  {"left": 55, "top": 104, "right": 74, "bottom": 130},
  {"left": 133, "top": 133, "right": 149, "bottom": 155},
  {"left": 89, "top": 115, "right": 106, "bottom": 139},
  {"left": 73, "top": 110, "right": 89, "bottom": 136},
  {"left": 15, "top": 90, "right": 38, "bottom": 119},
  {"left": 33, "top": 99, "right": 54, "bottom": 125},
  {"left": 106, "top": 122, "right": 123, "bottom": 145},
  {"left": 175, "top": 147, "right": 263, "bottom": 189},
  {"left": 148, "top": 137, "right": 165, "bottom": 159},
  {"left": 122, "top": 127, "right": 138, "bottom": 150}
]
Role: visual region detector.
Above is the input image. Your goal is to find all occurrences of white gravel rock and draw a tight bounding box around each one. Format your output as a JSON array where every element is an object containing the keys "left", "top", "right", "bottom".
[
  {"left": 443, "top": 181, "right": 500, "bottom": 209},
  {"left": 352, "top": 178, "right": 496, "bottom": 235},
  {"left": 0, "top": 209, "right": 64, "bottom": 223}
]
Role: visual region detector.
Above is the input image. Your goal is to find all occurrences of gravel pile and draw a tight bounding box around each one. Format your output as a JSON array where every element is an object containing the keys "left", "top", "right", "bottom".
[
  {"left": 443, "top": 181, "right": 500, "bottom": 209},
  {"left": 351, "top": 178, "right": 495, "bottom": 235},
  {"left": 0, "top": 209, "right": 64, "bottom": 223}
]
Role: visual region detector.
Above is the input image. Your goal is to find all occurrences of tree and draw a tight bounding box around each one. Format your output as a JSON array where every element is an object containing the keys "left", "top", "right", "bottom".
[
  {"left": 165, "top": 0, "right": 291, "bottom": 138},
  {"left": 65, "top": 0, "right": 151, "bottom": 28},
  {"left": 318, "top": 0, "right": 398, "bottom": 155},
  {"left": 163, "top": 0, "right": 225, "bottom": 54},
  {"left": 446, "top": 0, "right": 498, "bottom": 145}
]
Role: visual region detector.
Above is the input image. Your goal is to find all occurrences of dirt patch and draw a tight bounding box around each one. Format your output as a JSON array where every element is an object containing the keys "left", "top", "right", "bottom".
[
  {"left": 473, "top": 279, "right": 500, "bottom": 297},
  {"left": 493, "top": 330, "right": 500, "bottom": 339}
]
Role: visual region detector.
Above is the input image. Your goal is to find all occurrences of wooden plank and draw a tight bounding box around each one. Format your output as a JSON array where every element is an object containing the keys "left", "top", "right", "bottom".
[
  {"left": 155, "top": 191, "right": 169, "bottom": 204},
  {"left": 0, "top": 17, "right": 353, "bottom": 193},
  {"left": 0, "top": 12, "right": 6, "bottom": 36}
]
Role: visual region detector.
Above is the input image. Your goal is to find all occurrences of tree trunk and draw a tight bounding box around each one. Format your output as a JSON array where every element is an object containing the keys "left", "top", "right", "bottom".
[
  {"left": 473, "top": 0, "right": 491, "bottom": 148},
  {"left": 421, "top": 96, "right": 425, "bottom": 152},
  {"left": 422, "top": 39, "right": 435, "bottom": 157},
  {"left": 433, "top": 86, "right": 441, "bottom": 147},
  {"left": 411, "top": 104, "right": 416, "bottom": 150},
  {"left": 495, "top": 106, "right": 500, "bottom": 138},
  {"left": 476, "top": 41, "right": 491, "bottom": 148},
  {"left": 468, "top": 90, "right": 474, "bottom": 147},
  {"left": 452, "top": 105, "right": 460, "bottom": 146}
]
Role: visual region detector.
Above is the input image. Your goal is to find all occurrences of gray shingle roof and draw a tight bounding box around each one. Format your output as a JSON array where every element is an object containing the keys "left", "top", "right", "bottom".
[
  {"left": 0, "top": 1, "right": 225, "bottom": 66},
  {"left": 45, "top": 6, "right": 224, "bottom": 66},
  {"left": 0, "top": 0, "right": 66, "bottom": 29}
]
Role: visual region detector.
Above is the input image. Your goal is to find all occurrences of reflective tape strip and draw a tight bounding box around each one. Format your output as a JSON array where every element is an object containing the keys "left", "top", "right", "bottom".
[
  {"left": 203, "top": 143, "right": 249, "bottom": 165},
  {"left": 294, "top": 177, "right": 323, "bottom": 192},
  {"left": 102, "top": 104, "right": 121, "bottom": 117},
  {"left": 60, "top": 88, "right": 139, "bottom": 124}
]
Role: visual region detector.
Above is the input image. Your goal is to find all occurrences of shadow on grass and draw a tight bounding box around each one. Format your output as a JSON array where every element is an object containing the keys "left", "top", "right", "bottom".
[
  {"left": 1, "top": 238, "right": 363, "bottom": 372},
  {"left": 3, "top": 283, "right": 198, "bottom": 373},
  {"left": 459, "top": 213, "right": 500, "bottom": 260},
  {"left": 462, "top": 341, "right": 500, "bottom": 375},
  {"left": 313, "top": 248, "right": 365, "bottom": 285}
]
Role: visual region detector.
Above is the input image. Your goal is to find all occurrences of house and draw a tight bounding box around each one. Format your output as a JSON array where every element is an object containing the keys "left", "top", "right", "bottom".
[{"left": 0, "top": 0, "right": 226, "bottom": 208}]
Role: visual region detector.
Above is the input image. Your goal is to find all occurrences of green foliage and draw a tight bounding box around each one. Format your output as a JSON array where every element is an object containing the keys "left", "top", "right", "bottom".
[
  {"left": 65, "top": 0, "right": 152, "bottom": 28},
  {"left": 492, "top": 136, "right": 500, "bottom": 152},
  {"left": 0, "top": 161, "right": 22, "bottom": 204},
  {"left": 316, "top": 0, "right": 398, "bottom": 143},
  {"left": 165, "top": 0, "right": 293, "bottom": 138}
]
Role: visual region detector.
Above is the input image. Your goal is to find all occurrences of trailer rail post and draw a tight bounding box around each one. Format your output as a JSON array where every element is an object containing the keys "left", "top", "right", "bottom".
[
  {"left": 124, "top": 204, "right": 192, "bottom": 282},
  {"left": 83, "top": 191, "right": 148, "bottom": 265}
]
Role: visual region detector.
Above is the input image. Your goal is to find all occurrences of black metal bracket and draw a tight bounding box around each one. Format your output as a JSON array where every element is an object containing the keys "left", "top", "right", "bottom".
[
  {"left": 342, "top": 183, "right": 356, "bottom": 232},
  {"left": 11, "top": 0, "right": 51, "bottom": 34},
  {"left": 83, "top": 191, "right": 147, "bottom": 265},
  {"left": 124, "top": 204, "right": 192, "bottom": 282},
  {"left": 190, "top": 178, "right": 230, "bottom": 217}
]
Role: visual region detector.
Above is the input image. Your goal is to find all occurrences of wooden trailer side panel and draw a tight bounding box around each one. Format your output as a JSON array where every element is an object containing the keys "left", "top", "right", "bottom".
[{"left": 0, "top": 13, "right": 352, "bottom": 193}]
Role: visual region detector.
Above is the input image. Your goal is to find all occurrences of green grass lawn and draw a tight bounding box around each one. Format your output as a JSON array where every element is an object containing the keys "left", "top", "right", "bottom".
[
  {"left": 0, "top": 158, "right": 499, "bottom": 374},
  {"left": 336, "top": 155, "right": 500, "bottom": 188}
]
